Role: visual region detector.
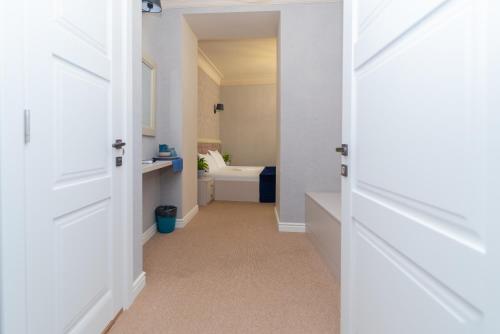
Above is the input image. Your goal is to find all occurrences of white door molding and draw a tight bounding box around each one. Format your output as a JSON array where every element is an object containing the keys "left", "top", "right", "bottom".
[
  {"left": 340, "top": 1, "right": 353, "bottom": 333},
  {"left": 122, "top": 0, "right": 144, "bottom": 310},
  {"left": 0, "top": 1, "right": 28, "bottom": 332}
]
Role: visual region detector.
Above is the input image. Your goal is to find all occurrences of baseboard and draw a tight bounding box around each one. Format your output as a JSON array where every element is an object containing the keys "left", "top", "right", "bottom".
[
  {"left": 274, "top": 206, "right": 306, "bottom": 233},
  {"left": 278, "top": 222, "right": 306, "bottom": 232},
  {"left": 176, "top": 205, "right": 199, "bottom": 228},
  {"left": 274, "top": 206, "right": 280, "bottom": 225},
  {"left": 129, "top": 271, "right": 146, "bottom": 307},
  {"left": 142, "top": 223, "right": 156, "bottom": 245}
]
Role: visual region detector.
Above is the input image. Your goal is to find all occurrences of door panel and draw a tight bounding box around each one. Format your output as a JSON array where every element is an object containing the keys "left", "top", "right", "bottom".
[
  {"left": 56, "top": 0, "right": 108, "bottom": 51},
  {"left": 345, "top": 0, "right": 499, "bottom": 333},
  {"left": 355, "top": 0, "right": 450, "bottom": 67},
  {"left": 353, "top": 222, "right": 479, "bottom": 333},
  {"left": 54, "top": 58, "right": 109, "bottom": 184},
  {"left": 26, "top": 0, "right": 121, "bottom": 333},
  {"left": 55, "top": 201, "right": 111, "bottom": 333}
]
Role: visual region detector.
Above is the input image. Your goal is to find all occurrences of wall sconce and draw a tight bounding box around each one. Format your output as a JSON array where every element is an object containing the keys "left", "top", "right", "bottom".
[{"left": 214, "top": 103, "right": 224, "bottom": 114}]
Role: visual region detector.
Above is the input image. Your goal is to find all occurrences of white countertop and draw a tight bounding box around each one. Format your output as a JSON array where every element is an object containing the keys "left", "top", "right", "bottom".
[
  {"left": 142, "top": 160, "right": 172, "bottom": 174},
  {"left": 306, "top": 192, "right": 341, "bottom": 222}
]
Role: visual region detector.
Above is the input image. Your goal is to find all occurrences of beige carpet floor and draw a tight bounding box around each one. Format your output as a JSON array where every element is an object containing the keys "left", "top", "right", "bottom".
[{"left": 110, "top": 201, "right": 340, "bottom": 334}]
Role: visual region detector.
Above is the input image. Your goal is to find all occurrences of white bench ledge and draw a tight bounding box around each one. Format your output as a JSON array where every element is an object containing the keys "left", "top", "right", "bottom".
[
  {"left": 142, "top": 160, "right": 172, "bottom": 174},
  {"left": 305, "top": 192, "right": 341, "bottom": 222},
  {"left": 305, "top": 191, "right": 342, "bottom": 281}
]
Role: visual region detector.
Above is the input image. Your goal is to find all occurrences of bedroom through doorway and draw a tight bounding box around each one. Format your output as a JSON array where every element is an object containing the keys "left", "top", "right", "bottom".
[{"left": 191, "top": 12, "right": 280, "bottom": 208}]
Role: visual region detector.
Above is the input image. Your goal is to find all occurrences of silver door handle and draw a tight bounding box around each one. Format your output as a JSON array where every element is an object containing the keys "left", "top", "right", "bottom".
[{"left": 112, "top": 139, "right": 126, "bottom": 149}]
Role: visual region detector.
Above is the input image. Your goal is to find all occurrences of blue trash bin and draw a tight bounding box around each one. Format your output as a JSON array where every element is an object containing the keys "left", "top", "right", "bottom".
[{"left": 155, "top": 206, "right": 177, "bottom": 233}]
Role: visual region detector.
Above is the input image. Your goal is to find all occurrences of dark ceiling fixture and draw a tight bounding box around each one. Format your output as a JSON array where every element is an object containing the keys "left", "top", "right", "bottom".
[{"left": 142, "top": 0, "right": 162, "bottom": 13}]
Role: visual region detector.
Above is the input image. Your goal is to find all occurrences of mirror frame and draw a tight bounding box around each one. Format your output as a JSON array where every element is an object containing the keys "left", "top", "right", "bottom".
[{"left": 142, "top": 55, "right": 157, "bottom": 137}]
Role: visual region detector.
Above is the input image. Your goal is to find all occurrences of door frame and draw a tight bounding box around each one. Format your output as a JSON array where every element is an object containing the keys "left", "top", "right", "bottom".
[
  {"left": 0, "top": 0, "right": 28, "bottom": 332},
  {"left": 123, "top": 0, "right": 144, "bottom": 310},
  {"left": 0, "top": 0, "right": 140, "bottom": 331},
  {"left": 340, "top": 1, "right": 354, "bottom": 334}
]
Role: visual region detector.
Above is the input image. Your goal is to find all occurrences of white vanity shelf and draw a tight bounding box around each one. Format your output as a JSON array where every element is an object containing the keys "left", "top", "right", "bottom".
[{"left": 142, "top": 160, "right": 172, "bottom": 174}]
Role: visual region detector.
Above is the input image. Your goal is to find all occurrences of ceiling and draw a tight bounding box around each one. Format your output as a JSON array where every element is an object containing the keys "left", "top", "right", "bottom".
[
  {"left": 184, "top": 11, "right": 279, "bottom": 41},
  {"left": 199, "top": 38, "right": 277, "bottom": 86}
]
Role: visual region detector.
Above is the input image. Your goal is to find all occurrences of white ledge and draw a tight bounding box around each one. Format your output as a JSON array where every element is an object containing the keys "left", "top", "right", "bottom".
[
  {"left": 305, "top": 192, "right": 341, "bottom": 222},
  {"left": 142, "top": 161, "right": 172, "bottom": 174}
]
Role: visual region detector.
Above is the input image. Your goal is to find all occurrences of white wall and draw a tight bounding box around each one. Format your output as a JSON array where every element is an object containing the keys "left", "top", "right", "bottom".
[
  {"left": 198, "top": 67, "right": 220, "bottom": 141},
  {"left": 220, "top": 84, "right": 277, "bottom": 166}
]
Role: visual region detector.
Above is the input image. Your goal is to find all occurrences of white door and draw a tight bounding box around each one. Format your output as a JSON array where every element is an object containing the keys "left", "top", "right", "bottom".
[
  {"left": 341, "top": 1, "right": 500, "bottom": 333},
  {"left": 25, "top": 0, "right": 125, "bottom": 333}
]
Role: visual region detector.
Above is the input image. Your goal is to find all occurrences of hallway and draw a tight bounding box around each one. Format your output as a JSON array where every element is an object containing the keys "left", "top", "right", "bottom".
[{"left": 110, "top": 202, "right": 339, "bottom": 333}]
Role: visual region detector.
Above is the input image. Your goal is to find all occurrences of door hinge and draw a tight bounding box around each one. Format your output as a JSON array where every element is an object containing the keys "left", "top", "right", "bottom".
[
  {"left": 24, "top": 109, "right": 31, "bottom": 144},
  {"left": 341, "top": 164, "right": 348, "bottom": 177}
]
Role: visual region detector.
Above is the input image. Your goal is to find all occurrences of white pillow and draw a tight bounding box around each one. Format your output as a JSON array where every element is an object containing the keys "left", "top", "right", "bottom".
[
  {"left": 208, "top": 150, "right": 226, "bottom": 168},
  {"left": 198, "top": 153, "right": 219, "bottom": 172}
]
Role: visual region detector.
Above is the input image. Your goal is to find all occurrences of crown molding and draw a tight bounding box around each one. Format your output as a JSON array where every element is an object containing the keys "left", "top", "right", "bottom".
[
  {"left": 198, "top": 138, "right": 222, "bottom": 144},
  {"left": 198, "top": 48, "right": 276, "bottom": 87},
  {"left": 198, "top": 48, "right": 223, "bottom": 85},
  {"left": 162, "top": 0, "right": 340, "bottom": 9}
]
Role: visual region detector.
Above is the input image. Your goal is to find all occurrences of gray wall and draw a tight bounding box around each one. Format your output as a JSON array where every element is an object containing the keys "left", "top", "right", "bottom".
[
  {"left": 143, "top": 2, "right": 342, "bottom": 225},
  {"left": 132, "top": 9, "right": 144, "bottom": 281},
  {"left": 278, "top": 2, "right": 343, "bottom": 223},
  {"left": 142, "top": 13, "right": 198, "bottom": 222},
  {"left": 198, "top": 68, "right": 221, "bottom": 140},
  {"left": 142, "top": 14, "right": 161, "bottom": 161},
  {"left": 220, "top": 84, "right": 277, "bottom": 166},
  {"left": 142, "top": 172, "right": 161, "bottom": 233},
  {"left": 141, "top": 14, "right": 161, "bottom": 237},
  {"left": 136, "top": 3, "right": 342, "bottom": 279},
  {"left": 181, "top": 19, "right": 199, "bottom": 218}
]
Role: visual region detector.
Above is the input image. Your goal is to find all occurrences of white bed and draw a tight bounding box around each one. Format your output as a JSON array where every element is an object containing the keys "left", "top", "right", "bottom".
[
  {"left": 209, "top": 166, "right": 264, "bottom": 182},
  {"left": 208, "top": 166, "right": 264, "bottom": 202},
  {"left": 198, "top": 143, "right": 264, "bottom": 203}
]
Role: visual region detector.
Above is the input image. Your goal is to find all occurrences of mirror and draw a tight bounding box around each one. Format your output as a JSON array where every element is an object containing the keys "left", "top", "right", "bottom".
[{"left": 142, "top": 56, "right": 156, "bottom": 136}]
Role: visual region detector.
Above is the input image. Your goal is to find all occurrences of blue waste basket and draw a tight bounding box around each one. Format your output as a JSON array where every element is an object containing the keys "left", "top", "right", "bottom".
[{"left": 155, "top": 206, "right": 177, "bottom": 233}]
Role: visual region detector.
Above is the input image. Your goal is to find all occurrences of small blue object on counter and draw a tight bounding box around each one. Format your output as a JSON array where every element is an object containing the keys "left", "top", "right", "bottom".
[
  {"left": 172, "top": 158, "right": 183, "bottom": 173},
  {"left": 153, "top": 157, "right": 183, "bottom": 173}
]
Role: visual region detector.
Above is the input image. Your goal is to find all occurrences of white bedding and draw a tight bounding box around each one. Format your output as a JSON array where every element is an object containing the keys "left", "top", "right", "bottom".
[{"left": 208, "top": 166, "right": 264, "bottom": 182}]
